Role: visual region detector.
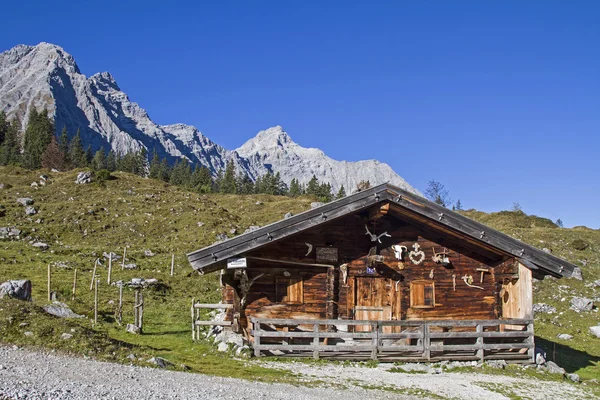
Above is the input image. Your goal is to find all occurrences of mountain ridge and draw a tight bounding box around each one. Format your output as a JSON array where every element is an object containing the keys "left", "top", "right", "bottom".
[{"left": 0, "top": 42, "right": 420, "bottom": 194}]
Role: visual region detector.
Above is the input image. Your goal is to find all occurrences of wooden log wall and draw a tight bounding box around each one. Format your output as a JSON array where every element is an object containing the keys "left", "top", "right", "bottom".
[{"left": 219, "top": 205, "right": 521, "bottom": 330}]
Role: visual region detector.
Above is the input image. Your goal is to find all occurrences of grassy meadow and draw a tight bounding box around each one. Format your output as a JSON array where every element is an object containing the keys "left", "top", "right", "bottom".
[{"left": 0, "top": 166, "right": 598, "bottom": 384}]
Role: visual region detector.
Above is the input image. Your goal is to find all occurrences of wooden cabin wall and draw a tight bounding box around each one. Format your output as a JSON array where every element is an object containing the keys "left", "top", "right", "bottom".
[
  {"left": 217, "top": 208, "right": 526, "bottom": 327},
  {"left": 501, "top": 262, "right": 533, "bottom": 320},
  {"left": 222, "top": 265, "right": 330, "bottom": 328}
]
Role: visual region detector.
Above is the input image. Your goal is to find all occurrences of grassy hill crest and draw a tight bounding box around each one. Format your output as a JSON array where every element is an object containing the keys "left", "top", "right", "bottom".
[{"left": 0, "top": 166, "right": 598, "bottom": 384}]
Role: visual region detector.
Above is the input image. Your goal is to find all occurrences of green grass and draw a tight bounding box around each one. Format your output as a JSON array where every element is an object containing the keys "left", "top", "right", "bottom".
[{"left": 1, "top": 165, "right": 599, "bottom": 386}]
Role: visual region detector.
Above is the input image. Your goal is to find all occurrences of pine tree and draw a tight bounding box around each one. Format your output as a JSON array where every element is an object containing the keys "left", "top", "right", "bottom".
[
  {"left": 68, "top": 129, "right": 86, "bottom": 168},
  {"left": 106, "top": 150, "right": 117, "bottom": 172},
  {"left": 0, "top": 118, "right": 21, "bottom": 166},
  {"left": 454, "top": 199, "right": 463, "bottom": 211},
  {"left": 58, "top": 127, "right": 70, "bottom": 167},
  {"left": 85, "top": 145, "right": 93, "bottom": 167},
  {"left": 335, "top": 185, "right": 346, "bottom": 200},
  {"left": 318, "top": 182, "right": 333, "bottom": 202},
  {"left": 158, "top": 158, "right": 171, "bottom": 182},
  {"left": 92, "top": 148, "right": 107, "bottom": 171},
  {"left": 191, "top": 165, "right": 212, "bottom": 193},
  {"left": 289, "top": 178, "right": 302, "bottom": 197},
  {"left": 0, "top": 111, "right": 7, "bottom": 145},
  {"left": 213, "top": 168, "right": 224, "bottom": 193},
  {"left": 220, "top": 160, "right": 237, "bottom": 194},
  {"left": 148, "top": 149, "right": 161, "bottom": 179},
  {"left": 22, "top": 109, "right": 54, "bottom": 169},
  {"left": 41, "top": 136, "right": 66, "bottom": 171},
  {"left": 306, "top": 175, "right": 319, "bottom": 196}
]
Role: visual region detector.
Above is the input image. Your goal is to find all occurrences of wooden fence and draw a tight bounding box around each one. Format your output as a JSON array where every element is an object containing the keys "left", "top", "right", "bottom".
[
  {"left": 251, "top": 318, "right": 534, "bottom": 363},
  {"left": 191, "top": 300, "right": 233, "bottom": 340}
]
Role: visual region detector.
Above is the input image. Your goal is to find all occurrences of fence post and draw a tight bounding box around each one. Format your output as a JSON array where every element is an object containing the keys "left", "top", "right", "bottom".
[
  {"left": 171, "top": 254, "right": 175, "bottom": 276},
  {"left": 107, "top": 253, "right": 112, "bottom": 285},
  {"left": 527, "top": 322, "right": 535, "bottom": 363},
  {"left": 94, "top": 278, "right": 99, "bottom": 324},
  {"left": 476, "top": 323, "right": 484, "bottom": 362},
  {"left": 47, "top": 264, "right": 52, "bottom": 302},
  {"left": 90, "top": 259, "right": 98, "bottom": 291},
  {"left": 72, "top": 268, "right": 77, "bottom": 301},
  {"left": 371, "top": 322, "right": 378, "bottom": 360},
  {"left": 117, "top": 285, "right": 123, "bottom": 325},
  {"left": 423, "top": 323, "right": 430, "bottom": 361},
  {"left": 191, "top": 298, "right": 195, "bottom": 340},
  {"left": 313, "top": 323, "right": 320, "bottom": 360},
  {"left": 254, "top": 320, "right": 261, "bottom": 358}
]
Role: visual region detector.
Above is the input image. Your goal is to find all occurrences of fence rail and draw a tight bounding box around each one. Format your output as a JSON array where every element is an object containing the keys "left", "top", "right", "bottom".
[
  {"left": 250, "top": 317, "right": 534, "bottom": 363},
  {"left": 191, "top": 300, "right": 233, "bottom": 340}
]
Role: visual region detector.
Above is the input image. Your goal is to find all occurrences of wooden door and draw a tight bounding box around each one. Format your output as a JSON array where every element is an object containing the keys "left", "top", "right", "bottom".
[{"left": 353, "top": 277, "right": 399, "bottom": 332}]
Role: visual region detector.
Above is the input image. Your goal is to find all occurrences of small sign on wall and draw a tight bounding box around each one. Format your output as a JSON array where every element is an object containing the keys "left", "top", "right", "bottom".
[
  {"left": 316, "top": 247, "right": 338, "bottom": 262},
  {"left": 227, "top": 258, "right": 247, "bottom": 269},
  {"left": 366, "top": 266, "right": 376, "bottom": 274}
]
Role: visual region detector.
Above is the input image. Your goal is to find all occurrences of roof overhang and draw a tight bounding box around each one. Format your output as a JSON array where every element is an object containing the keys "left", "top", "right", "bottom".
[{"left": 187, "top": 184, "right": 576, "bottom": 278}]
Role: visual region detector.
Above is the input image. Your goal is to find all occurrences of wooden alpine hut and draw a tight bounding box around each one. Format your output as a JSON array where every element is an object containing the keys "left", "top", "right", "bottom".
[{"left": 187, "top": 183, "right": 576, "bottom": 362}]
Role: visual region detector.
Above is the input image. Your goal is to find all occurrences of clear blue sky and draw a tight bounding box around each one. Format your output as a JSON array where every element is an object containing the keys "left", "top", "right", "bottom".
[{"left": 2, "top": 1, "right": 599, "bottom": 228}]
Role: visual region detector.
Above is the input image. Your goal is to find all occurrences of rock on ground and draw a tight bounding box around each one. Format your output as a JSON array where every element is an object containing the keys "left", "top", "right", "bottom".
[
  {"left": 570, "top": 297, "right": 594, "bottom": 312},
  {"left": 0, "top": 280, "right": 32, "bottom": 301},
  {"left": 589, "top": 325, "right": 600, "bottom": 338},
  {"left": 43, "top": 302, "right": 84, "bottom": 318},
  {"left": 16, "top": 197, "right": 33, "bottom": 206},
  {"left": 570, "top": 267, "right": 583, "bottom": 281},
  {"left": 533, "top": 303, "right": 557, "bottom": 314},
  {"left": 75, "top": 172, "right": 92, "bottom": 184}
]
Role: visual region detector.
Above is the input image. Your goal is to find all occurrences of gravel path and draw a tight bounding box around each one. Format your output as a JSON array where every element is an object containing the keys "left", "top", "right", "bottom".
[
  {"left": 260, "top": 360, "right": 593, "bottom": 400},
  {"left": 0, "top": 346, "right": 594, "bottom": 400},
  {"left": 0, "top": 346, "right": 414, "bottom": 400}
]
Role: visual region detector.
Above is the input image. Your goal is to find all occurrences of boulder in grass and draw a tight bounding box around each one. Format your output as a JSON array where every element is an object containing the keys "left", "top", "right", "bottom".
[
  {"left": 590, "top": 326, "right": 600, "bottom": 338},
  {"left": 148, "top": 357, "right": 174, "bottom": 369},
  {"left": 545, "top": 361, "right": 566, "bottom": 375},
  {"left": 32, "top": 242, "right": 49, "bottom": 250},
  {"left": 570, "top": 267, "right": 583, "bottom": 281},
  {"left": 43, "top": 302, "right": 84, "bottom": 318},
  {"left": 25, "top": 206, "right": 37, "bottom": 215},
  {"left": 16, "top": 198, "right": 34, "bottom": 206},
  {"left": 0, "top": 280, "right": 32, "bottom": 301},
  {"left": 570, "top": 297, "right": 594, "bottom": 312},
  {"left": 75, "top": 172, "right": 92, "bottom": 184},
  {"left": 126, "top": 324, "right": 140, "bottom": 335}
]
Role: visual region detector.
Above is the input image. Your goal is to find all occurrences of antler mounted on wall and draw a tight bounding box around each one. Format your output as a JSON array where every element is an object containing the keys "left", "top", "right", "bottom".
[{"left": 365, "top": 224, "right": 391, "bottom": 243}]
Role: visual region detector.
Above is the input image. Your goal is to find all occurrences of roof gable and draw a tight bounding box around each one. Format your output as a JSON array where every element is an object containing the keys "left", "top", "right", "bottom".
[{"left": 187, "top": 184, "right": 577, "bottom": 277}]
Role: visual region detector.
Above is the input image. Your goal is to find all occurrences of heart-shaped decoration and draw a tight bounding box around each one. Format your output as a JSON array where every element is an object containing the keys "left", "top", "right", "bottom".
[{"left": 409, "top": 250, "right": 425, "bottom": 265}]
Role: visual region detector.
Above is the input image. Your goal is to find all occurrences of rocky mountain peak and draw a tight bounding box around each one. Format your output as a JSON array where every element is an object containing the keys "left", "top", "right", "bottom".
[
  {"left": 0, "top": 42, "right": 420, "bottom": 196},
  {"left": 89, "top": 72, "right": 120, "bottom": 91}
]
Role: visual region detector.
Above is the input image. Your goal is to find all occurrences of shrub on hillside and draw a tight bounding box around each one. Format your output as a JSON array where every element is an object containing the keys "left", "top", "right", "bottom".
[
  {"left": 94, "top": 169, "right": 113, "bottom": 183},
  {"left": 570, "top": 239, "right": 589, "bottom": 251}
]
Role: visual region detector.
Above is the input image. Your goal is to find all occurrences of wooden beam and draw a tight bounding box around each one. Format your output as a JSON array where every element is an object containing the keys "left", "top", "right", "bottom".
[{"left": 368, "top": 202, "right": 390, "bottom": 221}]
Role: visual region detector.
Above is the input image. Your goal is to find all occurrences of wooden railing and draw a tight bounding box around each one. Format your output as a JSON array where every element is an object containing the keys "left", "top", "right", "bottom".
[
  {"left": 190, "top": 300, "right": 233, "bottom": 340},
  {"left": 250, "top": 318, "right": 534, "bottom": 362}
]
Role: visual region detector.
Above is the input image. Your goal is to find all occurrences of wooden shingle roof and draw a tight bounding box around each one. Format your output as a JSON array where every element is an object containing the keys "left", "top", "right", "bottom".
[{"left": 187, "top": 183, "right": 577, "bottom": 278}]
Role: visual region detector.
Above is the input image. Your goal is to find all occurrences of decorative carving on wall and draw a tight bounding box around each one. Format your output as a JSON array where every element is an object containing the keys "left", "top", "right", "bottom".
[
  {"left": 429, "top": 269, "right": 434, "bottom": 279},
  {"left": 365, "top": 224, "right": 391, "bottom": 243},
  {"left": 339, "top": 263, "right": 348, "bottom": 284},
  {"left": 408, "top": 243, "right": 425, "bottom": 265},
  {"left": 305, "top": 242, "right": 313, "bottom": 256},
  {"left": 461, "top": 274, "right": 484, "bottom": 290},
  {"left": 366, "top": 246, "right": 384, "bottom": 267},
  {"left": 391, "top": 245, "right": 407, "bottom": 260},
  {"left": 431, "top": 247, "right": 451, "bottom": 266},
  {"left": 452, "top": 274, "right": 456, "bottom": 291},
  {"left": 316, "top": 247, "right": 338, "bottom": 262}
]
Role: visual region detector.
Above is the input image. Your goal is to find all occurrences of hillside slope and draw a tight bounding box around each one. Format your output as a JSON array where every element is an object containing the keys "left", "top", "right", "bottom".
[{"left": 0, "top": 167, "right": 598, "bottom": 383}]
